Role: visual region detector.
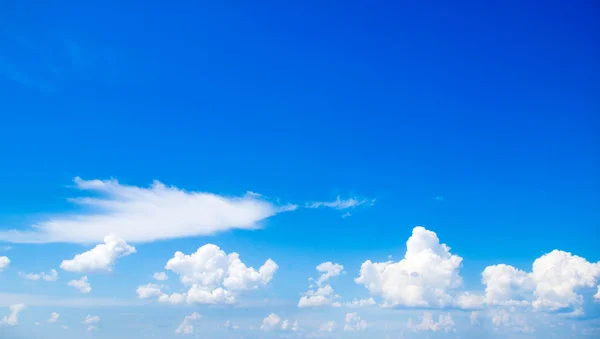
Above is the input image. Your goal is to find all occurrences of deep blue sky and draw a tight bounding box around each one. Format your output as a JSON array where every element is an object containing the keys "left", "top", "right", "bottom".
[{"left": 0, "top": 1, "right": 598, "bottom": 337}]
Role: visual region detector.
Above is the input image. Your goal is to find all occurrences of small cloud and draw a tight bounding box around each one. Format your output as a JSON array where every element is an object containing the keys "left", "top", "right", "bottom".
[
  {"left": 307, "top": 196, "right": 375, "bottom": 210},
  {"left": 434, "top": 196, "right": 445, "bottom": 202},
  {"left": 341, "top": 212, "right": 352, "bottom": 218}
]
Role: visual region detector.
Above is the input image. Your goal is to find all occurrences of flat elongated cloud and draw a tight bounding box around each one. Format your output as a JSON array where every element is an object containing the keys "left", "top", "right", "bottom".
[
  {"left": 60, "top": 234, "right": 135, "bottom": 272},
  {"left": 0, "top": 177, "right": 296, "bottom": 244},
  {"left": 18, "top": 269, "right": 58, "bottom": 282},
  {"left": 307, "top": 196, "right": 374, "bottom": 209}
]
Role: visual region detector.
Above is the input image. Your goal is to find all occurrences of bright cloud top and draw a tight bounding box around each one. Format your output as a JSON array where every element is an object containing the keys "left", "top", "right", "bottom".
[
  {"left": 60, "top": 234, "right": 135, "bottom": 272},
  {"left": 355, "top": 226, "right": 464, "bottom": 308},
  {"left": 0, "top": 177, "right": 296, "bottom": 244},
  {"left": 137, "top": 244, "right": 278, "bottom": 305}
]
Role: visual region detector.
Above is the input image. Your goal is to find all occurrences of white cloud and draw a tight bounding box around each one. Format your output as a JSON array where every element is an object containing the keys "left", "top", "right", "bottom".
[
  {"left": 355, "top": 226, "right": 463, "bottom": 308},
  {"left": 175, "top": 312, "right": 201, "bottom": 335},
  {"left": 319, "top": 320, "right": 335, "bottom": 332},
  {"left": 489, "top": 308, "right": 534, "bottom": 333},
  {"left": 298, "top": 262, "right": 344, "bottom": 308},
  {"left": 0, "top": 177, "right": 296, "bottom": 244},
  {"left": 344, "top": 312, "right": 367, "bottom": 332},
  {"left": 19, "top": 269, "right": 58, "bottom": 282},
  {"left": 83, "top": 314, "right": 100, "bottom": 332},
  {"left": 140, "top": 244, "right": 277, "bottom": 305},
  {"left": 153, "top": 272, "right": 168, "bottom": 281},
  {"left": 307, "top": 196, "right": 372, "bottom": 209},
  {"left": 407, "top": 312, "right": 454, "bottom": 332},
  {"left": 68, "top": 276, "right": 91, "bottom": 293},
  {"left": 136, "top": 283, "right": 163, "bottom": 299},
  {"left": 0, "top": 304, "right": 25, "bottom": 326},
  {"left": 480, "top": 250, "right": 600, "bottom": 314},
  {"left": 260, "top": 313, "right": 280, "bottom": 332},
  {"left": 60, "top": 234, "right": 135, "bottom": 273},
  {"left": 0, "top": 256, "right": 9, "bottom": 271},
  {"left": 48, "top": 312, "right": 60, "bottom": 323},
  {"left": 594, "top": 286, "right": 600, "bottom": 301},
  {"left": 224, "top": 320, "right": 239, "bottom": 330},
  {"left": 315, "top": 262, "right": 344, "bottom": 286}
]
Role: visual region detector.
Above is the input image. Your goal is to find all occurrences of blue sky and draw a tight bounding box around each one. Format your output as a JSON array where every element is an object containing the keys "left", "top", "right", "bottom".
[{"left": 0, "top": 1, "right": 599, "bottom": 338}]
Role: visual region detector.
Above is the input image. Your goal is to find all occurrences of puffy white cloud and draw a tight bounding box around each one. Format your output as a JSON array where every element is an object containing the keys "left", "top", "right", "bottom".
[
  {"left": 480, "top": 250, "right": 600, "bottom": 314},
  {"left": 0, "top": 256, "right": 9, "bottom": 271},
  {"left": 136, "top": 283, "right": 163, "bottom": 299},
  {"left": 489, "top": 308, "right": 534, "bottom": 333},
  {"left": 175, "top": 312, "right": 201, "bottom": 335},
  {"left": 407, "top": 312, "right": 454, "bottom": 333},
  {"left": 455, "top": 292, "right": 485, "bottom": 309},
  {"left": 307, "top": 196, "right": 373, "bottom": 209},
  {"left": 60, "top": 234, "right": 135, "bottom": 273},
  {"left": 355, "top": 226, "right": 463, "bottom": 308},
  {"left": 153, "top": 272, "right": 168, "bottom": 281},
  {"left": 68, "top": 276, "right": 91, "bottom": 293},
  {"left": 319, "top": 320, "right": 335, "bottom": 332},
  {"left": 344, "top": 312, "right": 367, "bottom": 332},
  {"left": 298, "top": 284, "right": 339, "bottom": 308},
  {"left": 0, "top": 177, "right": 296, "bottom": 244},
  {"left": 48, "top": 312, "right": 60, "bottom": 323},
  {"left": 82, "top": 315, "right": 100, "bottom": 332},
  {"left": 260, "top": 313, "right": 280, "bottom": 332},
  {"left": 18, "top": 269, "right": 58, "bottom": 282},
  {"left": 0, "top": 304, "right": 25, "bottom": 326},
  {"left": 139, "top": 244, "right": 277, "bottom": 305}
]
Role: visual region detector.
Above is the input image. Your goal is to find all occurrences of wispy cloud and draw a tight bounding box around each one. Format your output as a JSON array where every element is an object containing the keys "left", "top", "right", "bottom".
[
  {"left": 306, "top": 196, "right": 375, "bottom": 210},
  {"left": 0, "top": 177, "right": 297, "bottom": 244},
  {"left": 0, "top": 293, "right": 139, "bottom": 308}
]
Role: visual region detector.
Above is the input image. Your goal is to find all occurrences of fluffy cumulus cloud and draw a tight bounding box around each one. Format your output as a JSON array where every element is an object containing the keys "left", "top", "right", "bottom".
[
  {"left": 60, "top": 234, "right": 136, "bottom": 272},
  {"left": 0, "top": 304, "right": 25, "bottom": 326},
  {"left": 407, "top": 312, "right": 455, "bottom": 333},
  {"left": 0, "top": 256, "right": 9, "bottom": 271},
  {"left": 175, "top": 312, "right": 201, "bottom": 335},
  {"left": 138, "top": 244, "right": 277, "bottom": 305},
  {"left": 355, "top": 226, "right": 464, "bottom": 308},
  {"left": 298, "top": 262, "right": 344, "bottom": 308},
  {"left": 18, "top": 269, "right": 58, "bottom": 282},
  {"left": 0, "top": 177, "right": 296, "bottom": 244},
  {"left": 82, "top": 315, "right": 100, "bottom": 332},
  {"left": 344, "top": 312, "right": 367, "bottom": 332},
  {"left": 480, "top": 250, "right": 600, "bottom": 314},
  {"left": 259, "top": 313, "right": 299, "bottom": 332},
  {"left": 68, "top": 276, "right": 91, "bottom": 293},
  {"left": 48, "top": 312, "right": 60, "bottom": 324}
]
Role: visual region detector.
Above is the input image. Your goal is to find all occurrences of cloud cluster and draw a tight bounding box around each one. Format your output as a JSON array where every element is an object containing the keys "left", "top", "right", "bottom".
[
  {"left": 0, "top": 177, "right": 296, "bottom": 244},
  {"left": 137, "top": 244, "right": 278, "bottom": 305},
  {"left": 343, "top": 312, "right": 367, "bottom": 332},
  {"left": 407, "top": 312, "right": 455, "bottom": 332},
  {"left": 298, "top": 262, "right": 344, "bottom": 308},
  {"left": 260, "top": 313, "right": 299, "bottom": 332},
  {"left": 82, "top": 315, "right": 100, "bottom": 332}
]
